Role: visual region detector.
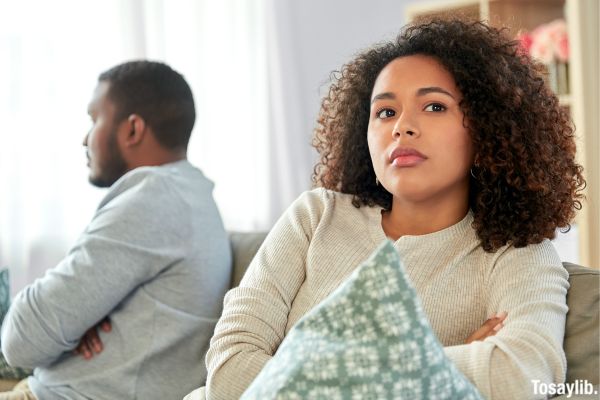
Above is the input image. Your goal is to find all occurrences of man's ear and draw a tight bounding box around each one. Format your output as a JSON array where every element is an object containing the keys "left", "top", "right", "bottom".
[{"left": 124, "top": 114, "right": 147, "bottom": 147}]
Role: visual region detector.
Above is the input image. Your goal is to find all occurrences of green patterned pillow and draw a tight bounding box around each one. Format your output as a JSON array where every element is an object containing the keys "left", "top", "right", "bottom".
[
  {"left": 0, "top": 268, "right": 32, "bottom": 380},
  {"left": 241, "top": 241, "right": 483, "bottom": 400},
  {"left": 0, "top": 269, "right": 10, "bottom": 321}
]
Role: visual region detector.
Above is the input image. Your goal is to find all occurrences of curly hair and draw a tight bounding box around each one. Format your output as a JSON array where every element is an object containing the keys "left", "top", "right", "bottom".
[{"left": 312, "top": 19, "right": 585, "bottom": 252}]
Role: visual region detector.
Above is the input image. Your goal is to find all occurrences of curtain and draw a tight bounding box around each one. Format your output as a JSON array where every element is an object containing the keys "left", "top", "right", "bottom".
[{"left": 0, "top": 0, "right": 309, "bottom": 294}]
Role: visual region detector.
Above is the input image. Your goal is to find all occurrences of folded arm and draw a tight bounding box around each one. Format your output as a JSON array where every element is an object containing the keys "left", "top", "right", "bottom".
[
  {"left": 445, "top": 242, "right": 569, "bottom": 400},
  {"left": 1, "top": 177, "right": 186, "bottom": 368}
]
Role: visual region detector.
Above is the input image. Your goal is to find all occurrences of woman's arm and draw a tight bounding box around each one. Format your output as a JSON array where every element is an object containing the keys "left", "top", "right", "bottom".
[
  {"left": 205, "top": 190, "right": 326, "bottom": 400},
  {"left": 445, "top": 241, "right": 569, "bottom": 400}
]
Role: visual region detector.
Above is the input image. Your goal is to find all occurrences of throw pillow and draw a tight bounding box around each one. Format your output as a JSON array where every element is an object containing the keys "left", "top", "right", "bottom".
[
  {"left": 241, "top": 241, "right": 483, "bottom": 400},
  {"left": 0, "top": 269, "right": 10, "bottom": 321},
  {"left": 0, "top": 268, "right": 32, "bottom": 380}
]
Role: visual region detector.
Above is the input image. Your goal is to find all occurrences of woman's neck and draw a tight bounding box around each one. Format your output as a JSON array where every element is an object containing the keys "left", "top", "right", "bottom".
[{"left": 381, "top": 196, "right": 469, "bottom": 241}]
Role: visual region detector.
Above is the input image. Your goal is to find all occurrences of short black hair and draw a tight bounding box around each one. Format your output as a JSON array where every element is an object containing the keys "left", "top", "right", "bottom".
[{"left": 98, "top": 60, "right": 195, "bottom": 150}]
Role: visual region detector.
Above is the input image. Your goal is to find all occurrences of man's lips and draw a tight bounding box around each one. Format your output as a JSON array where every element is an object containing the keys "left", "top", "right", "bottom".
[{"left": 389, "top": 147, "right": 427, "bottom": 167}]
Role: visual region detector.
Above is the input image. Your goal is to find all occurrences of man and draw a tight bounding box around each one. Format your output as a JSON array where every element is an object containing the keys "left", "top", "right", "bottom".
[{"left": 1, "top": 61, "right": 232, "bottom": 399}]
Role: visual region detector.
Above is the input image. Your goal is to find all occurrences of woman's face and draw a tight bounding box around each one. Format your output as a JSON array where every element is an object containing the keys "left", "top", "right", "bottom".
[{"left": 367, "top": 54, "right": 474, "bottom": 207}]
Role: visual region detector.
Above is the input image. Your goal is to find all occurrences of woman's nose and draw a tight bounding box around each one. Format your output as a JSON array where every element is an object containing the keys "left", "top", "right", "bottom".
[{"left": 392, "top": 111, "right": 419, "bottom": 138}]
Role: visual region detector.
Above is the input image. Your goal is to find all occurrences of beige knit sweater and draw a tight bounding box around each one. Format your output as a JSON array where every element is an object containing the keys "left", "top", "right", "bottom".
[{"left": 206, "top": 189, "right": 569, "bottom": 400}]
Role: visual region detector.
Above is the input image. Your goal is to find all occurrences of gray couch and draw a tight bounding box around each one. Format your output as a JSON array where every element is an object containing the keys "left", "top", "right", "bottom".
[
  {"left": 228, "top": 232, "right": 600, "bottom": 399},
  {"left": 4, "top": 233, "right": 599, "bottom": 399}
]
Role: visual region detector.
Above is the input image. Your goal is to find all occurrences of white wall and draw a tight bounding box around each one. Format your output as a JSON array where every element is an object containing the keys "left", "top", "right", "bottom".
[
  {"left": 280, "top": 0, "right": 412, "bottom": 118},
  {"left": 267, "top": 1, "right": 414, "bottom": 217}
]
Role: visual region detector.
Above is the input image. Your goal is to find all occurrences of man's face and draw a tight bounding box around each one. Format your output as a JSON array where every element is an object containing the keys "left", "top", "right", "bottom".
[{"left": 84, "top": 81, "right": 128, "bottom": 188}]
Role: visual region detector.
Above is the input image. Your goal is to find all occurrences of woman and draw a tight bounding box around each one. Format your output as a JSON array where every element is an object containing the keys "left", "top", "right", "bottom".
[{"left": 204, "top": 19, "right": 584, "bottom": 399}]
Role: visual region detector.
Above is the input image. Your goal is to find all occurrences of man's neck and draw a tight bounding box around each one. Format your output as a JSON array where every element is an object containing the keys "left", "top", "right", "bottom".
[{"left": 127, "top": 149, "right": 187, "bottom": 170}]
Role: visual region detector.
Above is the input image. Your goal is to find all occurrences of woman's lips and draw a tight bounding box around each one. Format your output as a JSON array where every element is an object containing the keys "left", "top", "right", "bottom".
[
  {"left": 391, "top": 154, "right": 426, "bottom": 167},
  {"left": 389, "top": 147, "right": 427, "bottom": 167}
]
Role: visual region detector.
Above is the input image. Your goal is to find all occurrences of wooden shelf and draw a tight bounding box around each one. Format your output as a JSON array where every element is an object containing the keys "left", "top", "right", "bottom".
[
  {"left": 406, "top": 0, "right": 480, "bottom": 22},
  {"left": 406, "top": 0, "right": 599, "bottom": 268},
  {"left": 407, "top": 0, "right": 565, "bottom": 34},
  {"left": 558, "top": 94, "right": 572, "bottom": 106},
  {"left": 487, "top": 0, "right": 564, "bottom": 37}
]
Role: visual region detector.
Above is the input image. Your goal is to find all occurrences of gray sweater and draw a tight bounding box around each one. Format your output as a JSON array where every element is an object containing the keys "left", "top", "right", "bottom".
[{"left": 1, "top": 160, "right": 232, "bottom": 400}]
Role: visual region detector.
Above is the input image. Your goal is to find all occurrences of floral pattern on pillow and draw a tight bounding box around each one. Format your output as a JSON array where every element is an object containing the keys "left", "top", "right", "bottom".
[{"left": 241, "top": 241, "right": 482, "bottom": 400}]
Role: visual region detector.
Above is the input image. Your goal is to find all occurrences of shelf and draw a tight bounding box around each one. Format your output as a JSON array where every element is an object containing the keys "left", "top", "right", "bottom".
[
  {"left": 487, "top": 0, "right": 564, "bottom": 37},
  {"left": 405, "top": 0, "right": 600, "bottom": 268},
  {"left": 406, "top": 0, "right": 565, "bottom": 36},
  {"left": 405, "top": 0, "right": 479, "bottom": 22},
  {"left": 558, "top": 94, "right": 572, "bottom": 106}
]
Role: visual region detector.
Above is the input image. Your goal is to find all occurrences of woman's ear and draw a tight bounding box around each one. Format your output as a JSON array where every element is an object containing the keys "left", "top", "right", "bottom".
[{"left": 124, "top": 114, "right": 147, "bottom": 147}]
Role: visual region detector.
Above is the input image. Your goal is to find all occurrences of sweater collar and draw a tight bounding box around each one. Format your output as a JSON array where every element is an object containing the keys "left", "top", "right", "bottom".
[{"left": 367, "top": 206, "right": 475, "bottom": 246}]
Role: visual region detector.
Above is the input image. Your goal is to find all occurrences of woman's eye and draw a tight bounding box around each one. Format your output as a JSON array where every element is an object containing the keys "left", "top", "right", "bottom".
[
  {"left": 377, "top": 108, "right": 395, "bottom": 119},
  {"left": 424, "top": 103, "right": 446, "bottom": 112}
]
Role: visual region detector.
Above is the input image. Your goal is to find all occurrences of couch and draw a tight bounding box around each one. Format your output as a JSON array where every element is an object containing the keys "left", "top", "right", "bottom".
[
  {"left": 225, "top": 232, "right": 600, "bottom": 400},
  {"left": 3, "top": 233, "right": 599, "bottom": 399}
]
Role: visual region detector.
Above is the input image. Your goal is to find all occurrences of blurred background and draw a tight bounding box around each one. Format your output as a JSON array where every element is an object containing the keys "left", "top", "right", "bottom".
[{"left": 1, "top": 0, "right": 598, "bottom": 294}]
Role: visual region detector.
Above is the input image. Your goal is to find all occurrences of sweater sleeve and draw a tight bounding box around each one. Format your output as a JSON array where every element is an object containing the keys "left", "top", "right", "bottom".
[
  {"left": 444, "top": 241, "right": 569, "bottom": 400},
  {"left": 1, "top": 174, "right": 188, "bottom": 368},
  {"left": 205, "top": 190, "right": 325, "bottom": 400}
]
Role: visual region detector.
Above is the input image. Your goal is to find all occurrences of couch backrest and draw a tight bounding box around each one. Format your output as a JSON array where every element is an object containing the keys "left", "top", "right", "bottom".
[
  {"left": 562, "top": 262, "right": 600, "bottom": 384},
  {"left": 228, "top": 232, "right": 599, "bottom": 385},
  {"left": 229, "top": 232, "right": 268, "bottom": 287}
]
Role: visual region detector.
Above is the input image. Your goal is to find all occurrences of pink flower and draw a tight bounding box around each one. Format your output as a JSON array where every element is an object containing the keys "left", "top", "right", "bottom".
[
  {"left": 530, "top": 25, "right": 555, "bottom": 64},
  {"left": 516, "top": 31, "right": 533, "bottom": 55},
  {"left": 528, "top": 19, "right": 569, "bottom": 64},
  {"left": 547, "top": 19, "right": 569, "bottom": 62}
]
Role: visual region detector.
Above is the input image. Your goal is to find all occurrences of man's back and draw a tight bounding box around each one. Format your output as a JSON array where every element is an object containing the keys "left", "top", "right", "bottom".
[{"left": 1, "top": 160, "right": 232, "bottom": 399}]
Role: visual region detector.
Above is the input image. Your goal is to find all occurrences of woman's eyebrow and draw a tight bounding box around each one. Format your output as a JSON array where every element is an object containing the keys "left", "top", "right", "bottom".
[
  {"left": 370, "top": 92, "right": 395, "bottom": 104},
  {"left": 371, "top": 87, "right": 455, "bottom": 104},
  {"left": 417, "top": 86, "right": 455, "bottom": 99}
]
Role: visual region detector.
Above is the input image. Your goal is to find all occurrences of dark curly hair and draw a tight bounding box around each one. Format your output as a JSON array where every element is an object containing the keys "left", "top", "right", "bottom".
[
  {"left": 312, "top": 18, "right": 585, "bottom": 252},
  {"left": 99, "top": 60, "right": 195, "bottom": 150}
]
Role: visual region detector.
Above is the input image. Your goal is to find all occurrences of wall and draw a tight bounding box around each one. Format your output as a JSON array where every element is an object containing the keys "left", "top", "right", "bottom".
[{"left": 265, "top": 0, "right": 415, "bottom": 223}]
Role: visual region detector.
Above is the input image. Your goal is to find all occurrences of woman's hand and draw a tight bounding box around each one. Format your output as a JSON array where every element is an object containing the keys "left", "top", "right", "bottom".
[
  {"left": 73, "top": 318, "right": 112, "bottom": 359},
  {"left": 465, "top": 311, "right": 507, "bottom": 344}
]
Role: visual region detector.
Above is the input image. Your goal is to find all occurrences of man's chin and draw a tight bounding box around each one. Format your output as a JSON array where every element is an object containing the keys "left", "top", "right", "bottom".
[{"left": 88, "top": 174, "right": 114, "bottom": 188}]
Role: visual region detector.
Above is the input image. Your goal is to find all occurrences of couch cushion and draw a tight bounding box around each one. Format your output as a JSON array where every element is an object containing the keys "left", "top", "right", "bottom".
[
  {"left": 228, "top": 232, "right": 267, "bottom": 287},
  {"left": 562, "top": 262, "right": 599, "bottom": 385}
]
